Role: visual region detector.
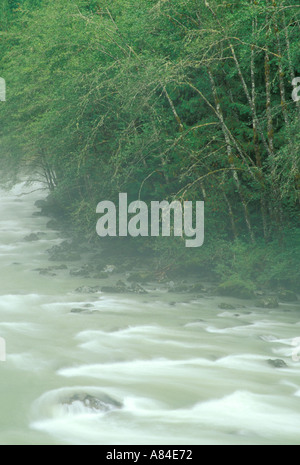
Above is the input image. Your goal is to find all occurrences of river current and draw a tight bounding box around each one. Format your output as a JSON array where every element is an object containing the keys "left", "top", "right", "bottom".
[{"left": 0, "top": 181, "right": 299, "bottom": 445}]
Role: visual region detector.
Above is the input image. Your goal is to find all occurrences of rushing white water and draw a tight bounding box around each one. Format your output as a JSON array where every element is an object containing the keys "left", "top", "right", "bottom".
[{"left": 0, "top": 181, "right": 300, "bottom": 445}]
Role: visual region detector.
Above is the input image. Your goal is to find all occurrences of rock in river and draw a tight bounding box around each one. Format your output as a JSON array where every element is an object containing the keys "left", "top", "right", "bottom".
[
  {"left": 267, "top": 359, "right": 288, "bottom": 369},
  {"left": 278, "top": 290, "right": 298, "bottom": 303},
  {"left": 75, "top": 286, "right": 100, "bottom": 294},
  {"left": 218, "top": 303, "right": 237, "bottom": 310},
  {"left": 24, "top": 233, "right": 40, "bottom": 242},
  {"left": 256, "top": 297, "right": 279, "bottom": 309},
  {"left": 62, "top": 393, "right": 122, "bottom": 412},
  {"left": 70, "top": 307, "right": 99, "bottom": 315},
  {"left": 70, "top": 265, "right": 93, "bottom": 277}
]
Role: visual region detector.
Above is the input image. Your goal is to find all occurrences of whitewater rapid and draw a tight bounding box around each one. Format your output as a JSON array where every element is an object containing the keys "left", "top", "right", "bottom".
[{"left": 0, "top": 181, "right": 299, "bottom": 445}]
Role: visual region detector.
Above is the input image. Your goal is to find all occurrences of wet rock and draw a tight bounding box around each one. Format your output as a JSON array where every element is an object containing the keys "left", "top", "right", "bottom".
[
  {"left": 103, "top": 265, "right": 117, "bottom": 274},
  {"left": 32, "top": 211, "right": 44, "bottom": 217},
  {"left": 62, "top": 393, "right": 122, "bottom": 412},
  {"left": 71, "top": 308, "right": 88, "bottom": 314},
  {"left": 47, "top": 242, "right": 81, "bottom": 262},
  {"left": 49, "top": 252, "right": 81, "bottom": 262},
  {"left": 184, "top": 319, "right": 205, "bottom": 328},
  {"left": 39, "top": 270, "right": 57, "bottom": 277},
  {"left": 35, "top": 265, "right": 68, "bottom": 274},
  {"left": 47, "top": 244, "right": 63, "bottom": 255},
  {"left": 170, "top": 284, "right": 191, "bottom": 293},
  {"left": 101, "top": 285, "right": 126, "bottom": 294},
  {"left": 35, "top": 197, "right": 66, "bottom": 219},
  {"left": 278, "top": 290, "right": 298, "bottom": 303},
  {"left": 267, "top": 359, "right": 288, "bottom": 369},
  {"left": 256, "top": 297, "right": 279, "bottom": 309},
  {"left": 94, "top": 262, "right": 107, "bottom": 271},
  {"left": 46, "top": 219, "right": 60, "bottom": 230},
  {"left": 189, "top": 283, "right": 207, "bottom": 293},
  {"left": 259, "top": 335, "right": 277, "bottom": 342},
  {"left": 70, "top": 265, "right": 93, "bottom": 277},
  {"left": 100, "top": 280, "right": 148, "bottom": 294},
  {"left": 70, "top": 308, "right": 98, "bottom": 315},
  {"left": 130, "top": 283, "right": 148, "bottom": 294},
  {"left": 34, "top": 199, "right": 47, "bottom": 209},
  {"left": 24, "top": 233, "right": 39, "bottom": 242},
  {"left": 218, "top": 303, "right": 236, "bottom": 310},
  {"left": 75, "top": 286, "right": 100, "bottom": 294}
]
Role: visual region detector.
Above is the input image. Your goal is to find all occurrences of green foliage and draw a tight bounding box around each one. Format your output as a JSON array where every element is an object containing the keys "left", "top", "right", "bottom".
[
  {"left": 215, "top": 234, "right": 300, "bottom": 291},
  {"left": 0, "top": 0, "right": 299, "bottom": 287},
  {"left": 217, "top": 276, "right": 256, "bottom": 300}
]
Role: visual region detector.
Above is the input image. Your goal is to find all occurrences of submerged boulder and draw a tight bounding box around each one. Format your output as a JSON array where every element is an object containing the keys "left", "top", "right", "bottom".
[
  {"left": 24, "top": 233, "right": 39, "bottom": 242},
  {"left": 39, "top": 269, "right": 57, "bottom": 277},
  {"left": 70, "top": 308, "right": 99, "bottom": 315},
  {"left": 267, "top": 359, "right": 288, "bottom": 369}
]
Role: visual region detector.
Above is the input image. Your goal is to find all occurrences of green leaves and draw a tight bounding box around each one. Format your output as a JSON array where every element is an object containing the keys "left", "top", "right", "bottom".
[{"left": 0, "top": 0, "right": 299, "bottom": 256}]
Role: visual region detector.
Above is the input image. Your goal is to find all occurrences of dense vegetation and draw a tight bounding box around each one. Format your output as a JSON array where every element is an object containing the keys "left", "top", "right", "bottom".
[{"left": 0, "top": 0, "right": 299, "bottom": 290}]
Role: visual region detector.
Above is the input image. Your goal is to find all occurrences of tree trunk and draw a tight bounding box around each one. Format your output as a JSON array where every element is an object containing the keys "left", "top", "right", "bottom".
[
  {"left": 283, "top": 11, "right": 300, "bottom": 111},
  {"left": 271, "top": 2, "right": 289, "bottom": 126},
  {"left": 222, "top": 184, "right": 238, "bottom": 240},
  {"left": 251, "top": 15, "right": 269, "bottom": 240},
  {"left": 204, "top": 1, "right": 273, "bottom": 160},
  {"left": 265, "top": 33, "right": 284, "bottom": 231},
  {"left": 208, "top": 68, "right": 255, "bottom": 243}
]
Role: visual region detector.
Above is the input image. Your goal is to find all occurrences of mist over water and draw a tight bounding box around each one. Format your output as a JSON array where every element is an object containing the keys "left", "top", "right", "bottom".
[{"left": 0, "top": 182, "right": 300, "bottom": 445}]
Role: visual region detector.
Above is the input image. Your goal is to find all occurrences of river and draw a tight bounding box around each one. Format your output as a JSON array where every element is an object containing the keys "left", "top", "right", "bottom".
[{"left": 0, "top": 181, "right": 299, "bottom": 445}]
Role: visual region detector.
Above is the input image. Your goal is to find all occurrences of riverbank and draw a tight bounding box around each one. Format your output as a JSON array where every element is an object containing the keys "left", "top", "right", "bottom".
[{"left": 33, "top": 195, "right": 299, "bottom": 312}]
